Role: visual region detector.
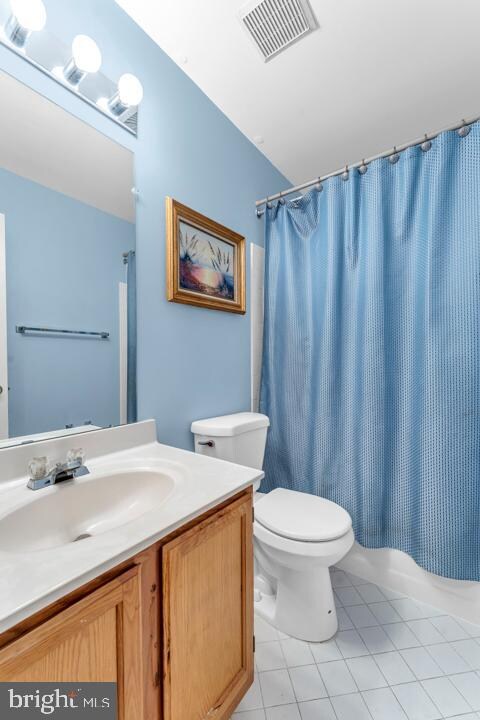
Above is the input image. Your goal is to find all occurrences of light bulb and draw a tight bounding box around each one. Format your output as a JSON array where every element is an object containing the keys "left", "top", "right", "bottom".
[
  {"left": 5, "top": 0, "right": 46, "bottom": 48},
  {"left": 10, "top": 0, "right": 46, "bottom": 31},
  {"left": 62, "top": 34, "right": 101, "bottom": 86},
  {"left": 71, "top": 34, "right": 102, "bottom": 73},
  {"left": 118, "top": 74, "right": 144, "bottom": 107},
  {"left": 107, "top": 74, "right": 144, "bottom": 116}
]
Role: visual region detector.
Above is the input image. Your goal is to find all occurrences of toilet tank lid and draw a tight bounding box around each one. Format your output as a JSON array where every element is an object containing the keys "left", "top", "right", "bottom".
[{"left": 191, "top": 412, "right": 270, "bottom": 437}]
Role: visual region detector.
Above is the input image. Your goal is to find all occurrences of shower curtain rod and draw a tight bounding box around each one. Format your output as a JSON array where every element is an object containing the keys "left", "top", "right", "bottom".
[{"left": 255, "top": 113, "right": 480, "bottom": 217}]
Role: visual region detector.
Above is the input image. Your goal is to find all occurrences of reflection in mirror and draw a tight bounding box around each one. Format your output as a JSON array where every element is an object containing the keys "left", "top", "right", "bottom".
[{"left": 0, "top": 70, "right": 136, "bottom": 449}]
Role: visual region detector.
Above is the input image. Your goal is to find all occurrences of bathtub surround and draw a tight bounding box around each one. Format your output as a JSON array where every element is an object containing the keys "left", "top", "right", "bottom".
[
  {"left": 261, "top": 122, "right": 480, "bottom": 582},
  {"left": 0, "top": 0, "right": 288, "bottom": 450}
]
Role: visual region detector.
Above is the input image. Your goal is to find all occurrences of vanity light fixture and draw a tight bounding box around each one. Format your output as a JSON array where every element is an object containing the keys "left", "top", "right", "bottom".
[
  {"left": 4, "top": 0, "right": 46, "bottom": 49},
  {"left": 62, "top": 34, "right": 102, "bottom": 86},
  {"left": 106, "top": 73, "right": 144, "bottom": 117}
]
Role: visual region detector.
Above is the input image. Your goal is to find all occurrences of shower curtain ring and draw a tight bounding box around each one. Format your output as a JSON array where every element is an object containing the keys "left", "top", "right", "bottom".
[
  {"left": 278, "top": 193, "right": 286, "bottom": 205},
  {"left": 389, "top": 147, "right": 400, "bottom": 164},
  {"left": 315, "top": 177, "right": 323, "bottom": 192},
  {"left": 421, "top": 134, "right": 432, "bottom": 152},
  {"left": 358, "top": 159, "right": 368, "bottom": 175},
  {"left": 458, "top": 119, "right": 471, "bottom": 138},
  {"left": 341, "top": 165, "right": 349, "bottom": 181}
]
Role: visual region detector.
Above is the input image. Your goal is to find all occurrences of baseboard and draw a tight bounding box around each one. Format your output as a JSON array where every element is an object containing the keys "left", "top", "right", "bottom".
[{"left": 338, "top": 542, "right": 480, "bottom": 625}]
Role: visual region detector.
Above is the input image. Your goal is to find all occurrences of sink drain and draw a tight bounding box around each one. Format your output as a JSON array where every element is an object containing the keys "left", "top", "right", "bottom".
[{"left": 73, "top": 533, "right": 92, "bottom": 542}]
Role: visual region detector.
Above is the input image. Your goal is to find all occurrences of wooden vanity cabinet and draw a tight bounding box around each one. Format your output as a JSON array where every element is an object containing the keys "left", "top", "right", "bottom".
[{"left": 0, "top": 489, "right": 253, "bottom": 720}]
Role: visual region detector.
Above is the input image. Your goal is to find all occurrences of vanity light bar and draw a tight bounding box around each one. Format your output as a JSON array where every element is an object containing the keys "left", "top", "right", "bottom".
[{"left": 1, "top": 1, "right": 144, "bottom": 132}]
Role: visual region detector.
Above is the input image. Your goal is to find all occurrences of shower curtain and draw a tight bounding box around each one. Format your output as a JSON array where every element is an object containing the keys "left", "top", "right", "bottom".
[{"left": 260, "top": 123, "right": 480, "bottom": 581}]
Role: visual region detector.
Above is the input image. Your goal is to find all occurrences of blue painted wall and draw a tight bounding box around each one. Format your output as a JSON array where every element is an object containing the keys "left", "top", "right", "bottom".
[
  {"left": 0, "top": 167, "right": 135, "bottom": 436},
  {"left": 0, "top": 0, "right": 288, "bottom": 449}
]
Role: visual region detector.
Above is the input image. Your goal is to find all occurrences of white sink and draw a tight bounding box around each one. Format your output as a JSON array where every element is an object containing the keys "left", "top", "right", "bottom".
[{"left": 0, "top": 469, "right": 175, "bottom": 553}]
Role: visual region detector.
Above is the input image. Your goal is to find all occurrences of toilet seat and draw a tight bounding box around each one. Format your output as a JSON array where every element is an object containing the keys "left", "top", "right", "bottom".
[{"left": 254, "top": 488, "right": 352, "bottom": 542}]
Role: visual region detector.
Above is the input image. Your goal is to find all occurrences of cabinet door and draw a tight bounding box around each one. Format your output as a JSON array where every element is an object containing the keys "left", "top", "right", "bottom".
[
  {"left": 162, "top": 492, "right": 254, "bottom": 720},
  {"left": 0, "top": 567, "right": 143, "bottom": 719}
]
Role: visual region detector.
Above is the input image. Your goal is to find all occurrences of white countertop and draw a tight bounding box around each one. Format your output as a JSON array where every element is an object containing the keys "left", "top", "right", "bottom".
[{"left": 0, "top": 424, "right": 263, "bottom": 632}]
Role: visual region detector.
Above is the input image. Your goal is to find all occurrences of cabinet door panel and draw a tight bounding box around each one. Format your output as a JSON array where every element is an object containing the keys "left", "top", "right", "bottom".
[
  {"left": 0, "top": 567, "right": 143, "bottom": 720},
  {"left": 163, "top": 492, "right": 253, "bottom": 720}
]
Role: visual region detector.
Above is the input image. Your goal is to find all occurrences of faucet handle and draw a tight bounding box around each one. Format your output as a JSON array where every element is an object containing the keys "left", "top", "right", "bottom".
[
  {"left": 67, "top": 448, "right": 86, "bottom": 466},
  {"left": 28, "top": 456, "right": 49, "bottom": 480}
]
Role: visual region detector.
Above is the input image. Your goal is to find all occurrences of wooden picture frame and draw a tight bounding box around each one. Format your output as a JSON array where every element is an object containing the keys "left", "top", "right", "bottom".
[{"left": 166, "top": 198, "right": 246, "bottom": 314}]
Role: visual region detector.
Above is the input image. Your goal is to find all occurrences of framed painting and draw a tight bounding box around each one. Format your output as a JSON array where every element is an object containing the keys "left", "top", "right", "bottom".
[{"left": 166, "top": 198, "right": 246, "bottom": 314}]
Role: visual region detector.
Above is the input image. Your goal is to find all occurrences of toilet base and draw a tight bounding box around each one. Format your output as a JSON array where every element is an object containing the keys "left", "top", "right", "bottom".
[{"left": 254, "top": 566, "right": 338, "bottom": 642}]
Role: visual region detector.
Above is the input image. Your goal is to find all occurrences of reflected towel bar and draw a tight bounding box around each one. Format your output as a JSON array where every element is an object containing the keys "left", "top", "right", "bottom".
[{"left": 16, "top": 325, "right": 109, "bottom": 339}]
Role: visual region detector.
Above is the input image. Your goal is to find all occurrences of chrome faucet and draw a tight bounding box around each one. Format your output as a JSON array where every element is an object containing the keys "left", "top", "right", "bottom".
[{"left": 27, "top": 449, "right": 90, "bottom": 491}]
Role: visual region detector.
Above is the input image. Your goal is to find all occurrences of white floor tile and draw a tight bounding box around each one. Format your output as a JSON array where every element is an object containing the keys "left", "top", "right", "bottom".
[
  {"left": 298, "top": 698, "right": 337, "bottom": 720},
  {"left": 346, "top": 655, "right": 388, "bottom": 690},
  {"left": 281, "top": 639, "right": 315, "bottom": 668},
  {"left": 383, "top": 623, "right": 422, "bottom": 650},
  {"left": 233, "top": 710, "right": 266, "bottom": 719},
  {"left": 455, "top": 617, "right": 480, "bottom": 638},
  {"left": 449, "top": 671, "right": 480, "bottom": 711},
  {"left": 368, "top": 601, "right": 403, "bottom": 625},
  {"left": 429, "top": 616, "right": 470, "bottom": 642},
  {"left": 379, "top": 586, "right": 406, "bottom": 601},
  {"left": 317, "top": 660, "right": 357, "bottom": 696},
  {"left": 256, "top": 642, "right": 287, "bottom": 672},
  {"left": 335, "top": 586, "right": 365, "bottom": 606},
  {"left": 256, "top": 616, "right": 280, "bottom": 643},
  {"left": 407, "top": 620, "right": 445, "bottom": 646},
  {"left": 336, "top": 629, "right": 370, "bottom": 658},
  {"left": 451, "top": 640, "right": 480, "bottom": 670},
  {"left": 347, "top": 573, "right": 372, "bottom": 587},
  {"left": 400, "top": 647, "right": 443, "bottom": 680},
  {"left": 236, "top": 675, "right": 264, "bottom": 712},
  {"left": 259, "top": 670, "right": 296, "bottom": 707},
  {"left": 389, "top": 599, "right": 428, "bottom": 622},
  {"left": 442, "top": 715, "right": 478, "bottom": 720},
  {"left": 421, "top": 677, "right": 472, "bottom": 717},
  {"left": 357, "top": 584, "right": 388, "bottom": 604},
  {"left": 337, "top": 607, "right": 354, "bottom": 630},
  {"left": 265, "top": 704, "right": 301, "bottom": 720},
  {"left": 331, "top": 692, "right": 373, "bottom": 720},
  {"left": 309, "top": 638, "right": 342, "bottom": 663},
  {"left": 373, "top": 651, "right": 416, "bottom": 685},
  {"left": 331, "top": 570, "right": 352, "bottom": 588},
  {"left": 346, "top": 605, "right": 380, "bottom": 629},
  {"left": 289, "top": 665, "right": 327, "bottom": 702},
  {"left": 359, "top": 626, "right": 396, "bottom": 654},
  {"left": 425, "top": 643, "right": 470, "bottom": 674},
  {"left": 391, "top": 682, "right": 441, "bottom": 720},
  {"left": 362, "top": 687, "right": 408, "bottom": 719}
]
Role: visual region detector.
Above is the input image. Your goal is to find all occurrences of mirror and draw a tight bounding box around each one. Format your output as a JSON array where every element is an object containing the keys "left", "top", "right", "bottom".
[{"left": 0, "top": 70, "right": 136, "bottom": 449}]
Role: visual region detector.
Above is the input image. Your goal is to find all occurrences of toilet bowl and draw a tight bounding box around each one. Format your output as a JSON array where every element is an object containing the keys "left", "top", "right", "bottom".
[
  {"left": 191, "top": 412, "right": 355, "bottom": 642},
  {"left": 253, "top": 488, "right": 354, "bottom": 641}
]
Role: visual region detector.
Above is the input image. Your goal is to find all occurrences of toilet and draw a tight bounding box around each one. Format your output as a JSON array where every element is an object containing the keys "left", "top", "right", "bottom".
[{"left": 191, "top": 412, "right": 354, "bottom": 642}]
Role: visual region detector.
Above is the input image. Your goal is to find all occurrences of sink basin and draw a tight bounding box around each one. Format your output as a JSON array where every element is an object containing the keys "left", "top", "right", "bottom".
[{"left": 0, "top": 469, "right": 175, "bottom": 553}]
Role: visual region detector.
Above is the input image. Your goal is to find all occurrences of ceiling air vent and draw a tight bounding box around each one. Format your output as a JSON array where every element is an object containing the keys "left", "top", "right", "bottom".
[{"left": 240, "top": 0, "right": 318, "bottom": 62}]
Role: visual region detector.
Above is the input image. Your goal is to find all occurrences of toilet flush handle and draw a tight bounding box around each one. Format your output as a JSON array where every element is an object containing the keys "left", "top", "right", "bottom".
[{"left": 198, "top": 440, "right": 215, "bottom": 448}]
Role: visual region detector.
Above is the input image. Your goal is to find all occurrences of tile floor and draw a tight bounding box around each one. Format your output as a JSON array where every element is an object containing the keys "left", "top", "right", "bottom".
[{"left": 232, "top": 568, "right": 480, "bottom": 720}]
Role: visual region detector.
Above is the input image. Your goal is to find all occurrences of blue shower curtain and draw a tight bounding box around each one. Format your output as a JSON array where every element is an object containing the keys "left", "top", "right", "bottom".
[{"left": 260, "top": 123, "right": 480, "bottom": 581}]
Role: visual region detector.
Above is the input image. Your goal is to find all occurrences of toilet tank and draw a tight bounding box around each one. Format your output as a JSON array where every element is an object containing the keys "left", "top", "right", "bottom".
[{"left": 191, "top": 412, "right": 270, "bottom": 470}]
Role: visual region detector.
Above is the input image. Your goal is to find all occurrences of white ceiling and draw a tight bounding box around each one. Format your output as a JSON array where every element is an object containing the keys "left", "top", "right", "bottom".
[
  {"left": 0, "top": 71, "right": 134, "bottom": 222},
  {"left": 116, "top": 0, "right": 480, "bottom": 191}
]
